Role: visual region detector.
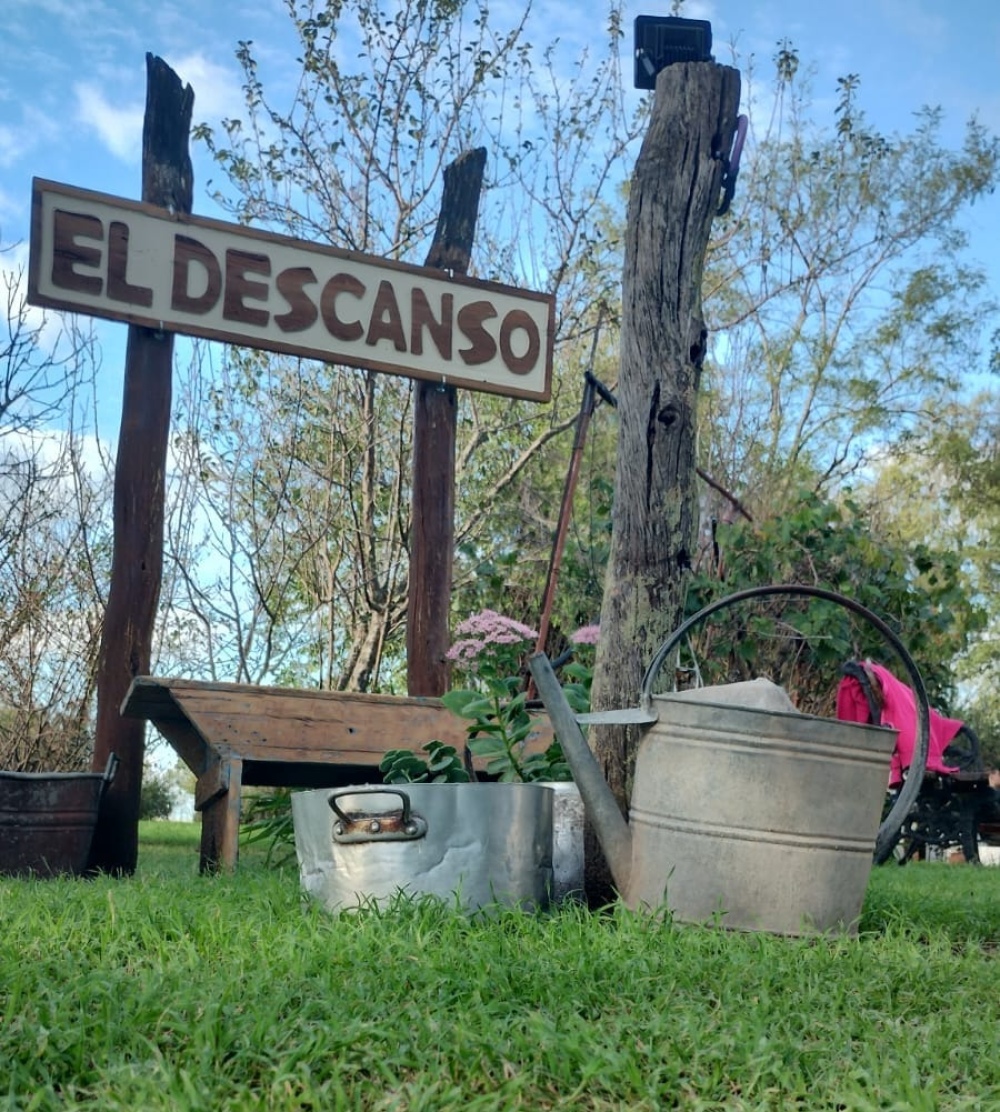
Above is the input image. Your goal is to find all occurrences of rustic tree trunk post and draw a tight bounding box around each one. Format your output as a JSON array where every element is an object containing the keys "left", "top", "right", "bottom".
[
  {"left": 585, "top": 61, "right": 741, "bottom": 902},
  {"left": 89, "top": 55, "right": 194, "bottom": 874},
  {"left": 407, "top": 148, "right": 487, "bottom": 696}
]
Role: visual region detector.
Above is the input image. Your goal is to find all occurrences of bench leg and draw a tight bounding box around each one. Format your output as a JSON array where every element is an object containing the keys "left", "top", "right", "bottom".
[{"left": 197, "top": 759, "right": 243, "bottom": 873}]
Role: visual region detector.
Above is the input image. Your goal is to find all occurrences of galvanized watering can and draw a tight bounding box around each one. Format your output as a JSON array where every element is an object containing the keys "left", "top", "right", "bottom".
[{"left": 530, "top": 585, "right": 931, "bottom": 936}]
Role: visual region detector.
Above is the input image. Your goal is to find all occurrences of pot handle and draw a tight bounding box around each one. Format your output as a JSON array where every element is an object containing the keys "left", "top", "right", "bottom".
[
  {"left": 638, "top": 584, "right": 930, "bottom": 866},
  {"left": 99, "top": 753, "right": 119, "bottom": 795},
  {"left": 327, "top": 787, "right": 428, "bottom": 844}
]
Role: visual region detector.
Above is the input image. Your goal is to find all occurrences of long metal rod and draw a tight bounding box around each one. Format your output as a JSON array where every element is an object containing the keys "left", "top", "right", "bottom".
[{"left": 533, "top": 317, "right": 609, "bottom": 659}]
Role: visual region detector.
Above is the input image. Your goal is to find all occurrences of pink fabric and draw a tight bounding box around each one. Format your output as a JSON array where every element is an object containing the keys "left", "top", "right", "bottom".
[
  {"left": 836, "top": 675, "right": 873, "bottom": 726},
  {"left": 836, "top": 662, "right": 964, "bottom": 786}
]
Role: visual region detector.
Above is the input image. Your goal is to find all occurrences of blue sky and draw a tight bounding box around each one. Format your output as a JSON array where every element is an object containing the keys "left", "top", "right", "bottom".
[{"left": 3, "top": 0, "right": 999, "bottom": 432}]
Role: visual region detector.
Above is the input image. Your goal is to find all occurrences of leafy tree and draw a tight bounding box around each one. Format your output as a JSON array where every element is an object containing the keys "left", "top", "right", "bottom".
[
  {"left": 655, "top": 49, "right": 1000, "bottom": 738},
  {"left": 698, "top": 49, "right": 999, "bottom": 515},
  {"left": 0, "top": 257, "right": 109, "bottom": 771},
  {"left": 138, "top": 771, "right": 177, "bottom": 821},
  {"left": 880, "top": 390, "right": 1000, "bottom": 759},
  {"left": 175, "top": 0, "right": 643, "bottom": 689}
]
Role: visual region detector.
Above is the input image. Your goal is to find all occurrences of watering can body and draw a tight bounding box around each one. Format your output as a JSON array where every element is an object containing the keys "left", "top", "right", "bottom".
[{"left": 624, "top": 687, "right": 895, "bottom": 934}]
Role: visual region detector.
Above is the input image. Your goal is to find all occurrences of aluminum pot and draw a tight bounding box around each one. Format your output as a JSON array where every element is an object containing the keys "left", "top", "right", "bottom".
[{"left": 291, "top": 783, "right": 553, "bottom": 914}]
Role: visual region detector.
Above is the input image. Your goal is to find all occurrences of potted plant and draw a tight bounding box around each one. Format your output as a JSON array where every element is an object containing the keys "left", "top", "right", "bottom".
[{"left": 295, "top": 674, "right": 558, "bottom": 912}]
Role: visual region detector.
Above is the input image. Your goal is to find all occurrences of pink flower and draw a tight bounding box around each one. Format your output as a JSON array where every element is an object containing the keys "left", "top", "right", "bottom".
[
  {"left": 445, "top": 638, "right": 487, "bottom": 665},
  {"left": 453, "top": 609, "right": 538, "bottom": 643},
  {"left": 446, "top": 610, "right": 538, "bottom": 668},
  {"left": 570, "top": 623, "right": 601, "bottom": 646}
]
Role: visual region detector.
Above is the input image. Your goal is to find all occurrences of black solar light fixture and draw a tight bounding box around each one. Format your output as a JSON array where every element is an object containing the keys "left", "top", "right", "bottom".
[{"left": 634, "top": 15, "right": 713, "bottom": 89}]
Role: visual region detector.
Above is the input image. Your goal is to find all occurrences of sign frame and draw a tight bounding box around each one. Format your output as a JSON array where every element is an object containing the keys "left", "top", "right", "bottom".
[{"left": 28, "top": 178, "right": 555, "bottom": 402}]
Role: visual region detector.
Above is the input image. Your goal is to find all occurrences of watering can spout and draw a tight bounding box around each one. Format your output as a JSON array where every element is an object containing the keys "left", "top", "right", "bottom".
[{"left": 529, "top": 653, "right": 633, "bottom": 895}]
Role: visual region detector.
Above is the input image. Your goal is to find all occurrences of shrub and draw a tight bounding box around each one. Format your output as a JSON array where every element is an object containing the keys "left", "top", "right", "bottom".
[{"left": 139, "top": 773, "right": 177, "bottom": 821}]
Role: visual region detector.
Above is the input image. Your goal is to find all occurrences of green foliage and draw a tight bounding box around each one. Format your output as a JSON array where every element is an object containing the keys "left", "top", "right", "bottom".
[
  {"left": 380, "top": 740, "right": 470, "bottom": 783},
  {"left": 240, "top": 787, "right": 297, "bottom": 867},
  {"left": 895, "top": 394, "right": 1000, "bottom": 757},
  {"left": 138, "top": 774, "right": 176, "bottom": 821},
  {"left": 684, "top": 488, "right": 979, "bottom": 714},
  {"left": 444, "top": 686, "right": 570, "bottom": 783},
  {"left": 560, "top": 659, "right": 595, "bottom": 716}
]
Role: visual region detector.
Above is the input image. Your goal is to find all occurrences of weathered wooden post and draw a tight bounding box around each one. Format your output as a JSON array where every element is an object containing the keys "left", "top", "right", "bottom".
[
  {"left": 407, "top": 148, "right": 487, "bottom": 696},
  {"left": 89, "top": 55, "right": 194, "bottom": 874},
  {"left": 585, "top": 60, "right": 741, "bottom": 900}
]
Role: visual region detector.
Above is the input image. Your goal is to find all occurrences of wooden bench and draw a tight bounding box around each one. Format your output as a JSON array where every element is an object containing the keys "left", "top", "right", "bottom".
[{"left": 122, "top": 677, "right": 554, "bottom": 872}]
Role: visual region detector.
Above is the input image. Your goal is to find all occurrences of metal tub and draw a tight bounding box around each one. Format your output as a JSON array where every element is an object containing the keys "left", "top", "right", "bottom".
[
  {"left": 0, "top": 756, "right": 118, "bottom": 877},
  {"left": 628, "top": 690, "right": 895, "bottom": 934},
  {"left": 291, "top": 783, "right": 553, "bottom": 914}
]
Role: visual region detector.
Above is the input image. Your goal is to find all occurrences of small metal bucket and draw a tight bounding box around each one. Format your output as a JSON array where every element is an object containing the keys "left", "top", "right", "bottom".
[
  {"left": 291, "top": 783, "right": 553, "bottom": 914},
  {"left": 628, "top": 685, "right": 896, "bottom": 934},
  {"left": 546, "top": 781, "right": 585, "bottom": 902},
  {"left": 0, "top": 754, "right": 118, "bottom": 877}
]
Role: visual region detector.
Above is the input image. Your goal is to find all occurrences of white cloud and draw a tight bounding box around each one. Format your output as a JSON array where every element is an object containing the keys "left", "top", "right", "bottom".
[
  {"left": 68, "top": 52, "right": 243, "bottom": 166},
  {"left": 0, "top": 424, "right": 109, "bottom": 481},
  {"left": 164, "top": 52, "right": 245, "bottom": 125},
  {"left": 73, "top": 82, "right": 144, "bottom": 163}
]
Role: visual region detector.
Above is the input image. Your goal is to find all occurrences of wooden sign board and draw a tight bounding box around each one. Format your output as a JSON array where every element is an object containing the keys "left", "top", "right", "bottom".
[{"left": 28, "top": 178, "right": 555, "bottom": 402}]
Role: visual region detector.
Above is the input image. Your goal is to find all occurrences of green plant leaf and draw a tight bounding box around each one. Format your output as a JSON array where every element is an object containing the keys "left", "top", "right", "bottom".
[
  {"left": 467, "top": 735, "right": 507, "bottom": 759},
  {"left": 561, "top": 662, "right": 592, "bottom": 682},
  {"left": 441, "top": 689, "right": 493, "bottom": 719}
]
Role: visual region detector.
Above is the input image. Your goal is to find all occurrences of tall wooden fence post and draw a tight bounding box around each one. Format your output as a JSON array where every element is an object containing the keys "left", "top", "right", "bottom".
[
  {"left": 585, "top": 61, "right": 741, "bottom": 902},
  {"left": 407, "top": 148, "right": 487, "bottom": 696},
  {"left": 89, "top": 55, "right": 194, "bottom": 874}
]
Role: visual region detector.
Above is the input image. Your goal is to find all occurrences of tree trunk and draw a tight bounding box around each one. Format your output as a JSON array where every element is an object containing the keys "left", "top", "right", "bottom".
[
  {"left": 585, "top": 61, "right": 741, "bottom": 903},
  {"left": 407, "top": 148, "right": 487, "bottom": 696},
  {"left": 89, "top": 55, "right": 194, "bottom": 874}
]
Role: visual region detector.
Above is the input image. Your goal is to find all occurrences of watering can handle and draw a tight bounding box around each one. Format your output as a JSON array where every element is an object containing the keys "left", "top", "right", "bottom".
[{"left": 638, "top": 584, "right": 930, "bottom": 866}]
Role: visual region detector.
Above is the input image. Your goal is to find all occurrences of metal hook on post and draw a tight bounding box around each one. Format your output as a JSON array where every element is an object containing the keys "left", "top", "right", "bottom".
[{"left": 716, "top": 114, "right": 748, "bottom": 217}]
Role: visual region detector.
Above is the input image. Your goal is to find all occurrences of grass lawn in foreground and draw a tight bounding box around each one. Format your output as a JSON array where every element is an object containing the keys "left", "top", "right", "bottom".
[{"left": 1, "top": 821, "right": 999, "bottom": 1110}]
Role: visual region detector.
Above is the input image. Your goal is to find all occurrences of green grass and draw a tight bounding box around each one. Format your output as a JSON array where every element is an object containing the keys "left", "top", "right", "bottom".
[{"left": 2, "top": 825, "right": 999, "bottom": 1110}]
